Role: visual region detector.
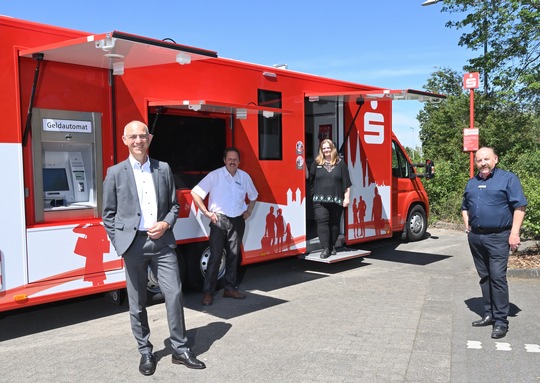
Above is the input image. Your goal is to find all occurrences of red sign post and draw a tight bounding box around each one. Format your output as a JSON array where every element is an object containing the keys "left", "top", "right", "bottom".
[{"left": 463, "top": 72, "right": 480, "bottom": 178}]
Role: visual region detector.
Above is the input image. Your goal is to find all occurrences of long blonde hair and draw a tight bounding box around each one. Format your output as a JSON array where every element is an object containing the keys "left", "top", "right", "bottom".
[{"left": 315, "top": 139, "right": 339, "bottom": 165}]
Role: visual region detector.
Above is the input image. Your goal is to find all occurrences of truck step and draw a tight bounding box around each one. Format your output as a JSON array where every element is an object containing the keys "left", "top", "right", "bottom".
[{"left": 299, "top": 248, "right": 370, "bottom": 264}]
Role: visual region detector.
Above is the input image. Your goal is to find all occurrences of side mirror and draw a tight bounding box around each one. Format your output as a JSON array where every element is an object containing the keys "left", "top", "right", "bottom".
[
  {"left": 410, "top": 159, "right": 435, "bottom": 179},
  {"left": 424, "top": 159, "right": 435, "bottom": 179}
]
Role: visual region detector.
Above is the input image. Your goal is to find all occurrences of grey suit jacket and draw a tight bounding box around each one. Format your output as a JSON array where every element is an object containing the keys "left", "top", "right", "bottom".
[{"left": 102, "top": 157, "right": 179, "bottom": 256}]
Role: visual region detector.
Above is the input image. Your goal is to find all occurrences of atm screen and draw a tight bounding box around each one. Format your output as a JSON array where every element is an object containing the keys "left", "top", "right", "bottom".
[{"left": 43, "top": 168, "right": 70, "bottom": 192}]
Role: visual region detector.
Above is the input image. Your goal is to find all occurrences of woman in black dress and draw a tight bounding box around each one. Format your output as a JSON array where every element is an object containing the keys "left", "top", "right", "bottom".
[{"left": 309, "top": 139, "right": 352, "bottom": 258}]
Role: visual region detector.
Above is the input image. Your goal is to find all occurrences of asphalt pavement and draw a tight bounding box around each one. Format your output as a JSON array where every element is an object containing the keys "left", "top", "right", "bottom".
[{"left": 1, "top": 227, "right": 539, "bottom": 383}]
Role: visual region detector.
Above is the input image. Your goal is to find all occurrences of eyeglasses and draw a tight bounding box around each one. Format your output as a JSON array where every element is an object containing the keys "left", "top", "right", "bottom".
[{"left": 125, "top": 134, "right": 149, "bottom": 141}]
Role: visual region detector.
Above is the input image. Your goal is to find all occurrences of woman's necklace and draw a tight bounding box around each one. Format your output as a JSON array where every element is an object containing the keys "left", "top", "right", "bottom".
[{"left": 323, "top": 159, "right": 333, "bottom": 171}]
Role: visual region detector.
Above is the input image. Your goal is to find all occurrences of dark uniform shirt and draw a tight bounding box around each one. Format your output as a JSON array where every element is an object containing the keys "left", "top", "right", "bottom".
[{"left": 461, "top": 167, "right": 527, "bottom": 231}]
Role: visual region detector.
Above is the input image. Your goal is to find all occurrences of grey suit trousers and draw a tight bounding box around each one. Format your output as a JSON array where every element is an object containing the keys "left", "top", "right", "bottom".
[{"left": 123, "top": 234, "right": 188, "bottom": 355}]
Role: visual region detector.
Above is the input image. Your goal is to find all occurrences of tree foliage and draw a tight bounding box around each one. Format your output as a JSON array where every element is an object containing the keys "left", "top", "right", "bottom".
[
  {"left": 441, "top": 0, "right": 540, "bottom": 108},
  {"left": 419, "top": 70, "right": 540, "bottom": 237},
  {"left": 412, "top": 1, "right": 540, "bottom": 238}
]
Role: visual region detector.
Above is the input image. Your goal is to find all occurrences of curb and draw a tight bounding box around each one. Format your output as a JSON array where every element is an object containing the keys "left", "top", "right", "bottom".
[{"left": 508, "top": 268, "right": 540, "bottom": 279}]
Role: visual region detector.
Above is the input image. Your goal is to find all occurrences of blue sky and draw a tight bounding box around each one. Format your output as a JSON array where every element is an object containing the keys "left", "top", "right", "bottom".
[{"left": 1, "top": 0, "right": 472, "bottom": 148}]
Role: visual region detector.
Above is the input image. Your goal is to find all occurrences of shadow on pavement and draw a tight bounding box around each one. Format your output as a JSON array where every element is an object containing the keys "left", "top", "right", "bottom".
[
  {"left": 0, "top": 293, "right": 128, "bottom": 341},
  {"left": 366, "top": 249, "right": 452, "bottom": 265},
  {"left": 0, "top": 232, "right": 457, "bottom": 340},
  {"left": 464, "top": 296, "right": 522, "bottom": 318},
  {"left": 155, "top": 321, "right": 233, "bottom": 361}
]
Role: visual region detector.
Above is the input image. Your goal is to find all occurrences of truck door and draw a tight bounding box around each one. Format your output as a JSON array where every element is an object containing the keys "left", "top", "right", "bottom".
[
  {"left": 305, "top": 93, "right": 393, "bottom": 248},
  {"left": 304, "top": 96, "right": 341, "bottom": 243}
]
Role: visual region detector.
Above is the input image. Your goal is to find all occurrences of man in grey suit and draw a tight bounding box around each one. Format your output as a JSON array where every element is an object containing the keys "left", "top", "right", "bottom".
[{"left": 102, "top": 120, "right": 205, "bottom": 376}]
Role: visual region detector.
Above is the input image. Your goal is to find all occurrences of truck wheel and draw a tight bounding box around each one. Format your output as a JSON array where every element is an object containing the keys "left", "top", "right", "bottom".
[
  {"left": 405, "top": 205, "right": 427, "bottom": 242},
  {"left": 105, "top": 289, "right": 126, "bottom": 305},
  {"left": 185, "top": 245, "right": 226, "bottom": 291},
  {"left": 147, "top": 267, "right": 161, "bottom": 294}
]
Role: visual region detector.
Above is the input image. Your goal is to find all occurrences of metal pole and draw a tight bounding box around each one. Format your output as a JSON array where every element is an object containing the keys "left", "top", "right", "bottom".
[{"left": 469, "top": 89, "right": 475, "bottom": 178}]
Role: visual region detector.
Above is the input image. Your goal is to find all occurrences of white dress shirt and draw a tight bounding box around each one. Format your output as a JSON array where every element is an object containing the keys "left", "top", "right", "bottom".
[
  {"left": 129, "top": 155, "right": 158, "bottom": 230},
  {"left": 192, "top": 166, "right": 258, "bottom": 218}
]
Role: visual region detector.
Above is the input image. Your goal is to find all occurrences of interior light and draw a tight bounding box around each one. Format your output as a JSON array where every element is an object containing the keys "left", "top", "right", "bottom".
[
  {"left": 176, "top": 52, "right": 192, "bottom": 65},
  {"left": 188, "top": 104, "right": 202, "bottom": 111},
  {"left": 263, "top": 111, "right": 275, "bottom": 118},
  {"left": 308, "top": 96, "right": 319, "bottom": 102}
]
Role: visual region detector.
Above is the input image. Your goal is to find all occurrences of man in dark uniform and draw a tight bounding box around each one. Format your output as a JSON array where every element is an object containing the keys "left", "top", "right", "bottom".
[{"left": 462, "top": 147, "right": 527, "bottom": 339}]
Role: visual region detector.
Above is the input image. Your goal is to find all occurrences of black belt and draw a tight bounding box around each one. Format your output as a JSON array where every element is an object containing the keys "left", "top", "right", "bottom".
[
  {"left": 136, "top": 230, "right": 148, "bottom": 236},
  {"left": 471, "top": 227, "right": 511, "bottom": 234}
]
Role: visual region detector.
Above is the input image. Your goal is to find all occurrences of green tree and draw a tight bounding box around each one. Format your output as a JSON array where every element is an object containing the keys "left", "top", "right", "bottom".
[
  {"left": 418, "top": 69, "right": 540, "bottom": 237},
  {"left": 441, "top": 0, "right": 540, "bottom": 107}
]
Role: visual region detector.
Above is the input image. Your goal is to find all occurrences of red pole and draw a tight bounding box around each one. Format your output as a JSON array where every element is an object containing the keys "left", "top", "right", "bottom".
[{"left": 469, "top": 89, "right": 475, "bottom": 178}]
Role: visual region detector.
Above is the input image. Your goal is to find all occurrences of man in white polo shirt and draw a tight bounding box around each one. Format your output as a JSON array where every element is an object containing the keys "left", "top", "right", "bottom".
[{"left": 191, "top": 147, "right": 258, "bottom": 306}]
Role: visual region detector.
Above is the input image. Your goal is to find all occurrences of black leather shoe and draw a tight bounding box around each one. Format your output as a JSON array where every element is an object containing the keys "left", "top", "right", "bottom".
[
  {"left": 472, "top": 315, "right": 493, "bottom": 327},
  {"left": 172, "top": 350, "right": 206, "bottom": 369},
  {"left": 320, "top": 248, "right": 330, "bottom": 259},
  {"left": 330, "top": 247, "right": 337, "bottom": 255},
  {"left": 139, "top": 353, "right": 156, "bottom": 376},
  {"left": 491, "top": 325, "right": 508, "bottom": 339}
]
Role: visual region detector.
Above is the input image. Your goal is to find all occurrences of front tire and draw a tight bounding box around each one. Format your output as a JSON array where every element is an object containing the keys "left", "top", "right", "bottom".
[{"left": 404, "top": 205, "right": 427, "bottom": 242}]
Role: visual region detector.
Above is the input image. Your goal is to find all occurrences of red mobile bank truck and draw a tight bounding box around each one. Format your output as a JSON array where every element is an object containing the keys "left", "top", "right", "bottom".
[{"left": 0, "top": 16, "right": 443, "bottom": 313}]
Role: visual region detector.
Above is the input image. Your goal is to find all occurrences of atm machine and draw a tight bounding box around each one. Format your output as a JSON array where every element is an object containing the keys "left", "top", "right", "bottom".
[{"left": 31, "top": 109, "right": 102, "bottom": 222}]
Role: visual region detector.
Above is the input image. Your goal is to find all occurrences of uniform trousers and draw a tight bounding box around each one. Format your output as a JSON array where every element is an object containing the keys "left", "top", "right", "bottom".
[
  {"left": 314, "top": 202, "right": 343, "bottom": 249},
  {"left": 123, "top": 235, "right": 188, "bottom": 355},
  {"left": 467, "top": 230, "right": 511, "bottom": 327},
  {"left": 204, "top": 214, "right": 245, "bottom": 294}
]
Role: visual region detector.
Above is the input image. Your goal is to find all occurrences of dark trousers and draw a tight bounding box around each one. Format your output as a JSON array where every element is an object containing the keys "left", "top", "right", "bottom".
[
  {"left": 123, "top": 235, "right": 188, "bottom": 355},
  {"left": 467, "top": 230, "right": 511, "bottom": 326},
  {"left": 313, "top": 202, "right": 343, "bottom": 249},
  {"left": 204, "top": 214, "right": 245, "bottom": 294}
]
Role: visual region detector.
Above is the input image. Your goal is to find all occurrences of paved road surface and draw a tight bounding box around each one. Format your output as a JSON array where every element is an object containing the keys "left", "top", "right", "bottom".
[{"left": 1, "top": 228, "right": 539, "bottom": 382}]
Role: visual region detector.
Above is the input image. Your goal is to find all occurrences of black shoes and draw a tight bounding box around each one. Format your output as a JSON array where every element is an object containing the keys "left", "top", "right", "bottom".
[
  {"left": 172, "top": 350, "right": 206, "bottom": 369},
  {"left": 321, "top": 246, "right": 338, "bottom": 258},
  {"left": 491, "top": 325, "right": 508, "bottom": 339},
  {"left": 139, "top": 353, "right": 156, "bottom": 376},
  {"left": 320, "top": 247, "right": 330, "bottom": 259},
  {"left": 472, "top": 315, "right": 493, "bottom": 327}
]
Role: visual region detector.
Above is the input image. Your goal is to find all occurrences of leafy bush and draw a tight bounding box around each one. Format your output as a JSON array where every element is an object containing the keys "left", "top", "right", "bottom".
[
  {"left": 520, "top": 176, "right": 540, "bottom": 238},
  {"left": 424, "top": 151, "right": 540, "bottom": 239},
  {"left": 424, "top": 159, "right": 469, "bottom": 224}
]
